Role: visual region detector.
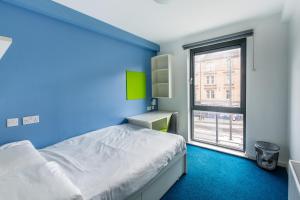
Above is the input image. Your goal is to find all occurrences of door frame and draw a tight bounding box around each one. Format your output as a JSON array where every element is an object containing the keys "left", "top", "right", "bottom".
[{"left": 189, "top": 38, "right": 247, "bottom": 152}]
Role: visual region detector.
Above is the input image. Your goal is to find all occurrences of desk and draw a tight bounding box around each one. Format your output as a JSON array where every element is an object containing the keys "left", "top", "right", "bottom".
[{"left": 127, "top": 111, "right": 178, "bottom": 134}]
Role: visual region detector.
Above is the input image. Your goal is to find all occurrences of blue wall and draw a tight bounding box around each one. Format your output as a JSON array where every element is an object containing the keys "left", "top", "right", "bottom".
[{"left": 0, "top": 2, "right": 158, "bottom": 148}]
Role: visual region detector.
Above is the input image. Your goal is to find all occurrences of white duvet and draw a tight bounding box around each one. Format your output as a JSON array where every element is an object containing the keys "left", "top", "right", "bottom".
[{"left": 40, "top": 124, "right": 186, "bottom": 200}]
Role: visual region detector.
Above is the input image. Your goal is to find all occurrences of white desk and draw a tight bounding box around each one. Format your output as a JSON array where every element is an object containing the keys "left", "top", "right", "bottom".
[{"left": 127, "top": 111, "right": 176, "bottom": 132}]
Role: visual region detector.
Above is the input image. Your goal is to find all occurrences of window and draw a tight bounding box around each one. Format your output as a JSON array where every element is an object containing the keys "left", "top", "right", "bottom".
[
  {"left": 205, "top": 63, "right": 215, "bottom": 72},
  {"left": 206, "top": 90, "right": 210, "bottom": 98},
  {"left": 206, "top": 90, "right": 215, "bottom": 99},
  {"left": 191, "top": 39, "right": 246, "bottom": 151},
  {"left": 211, "top": 76, "right": 215, "bottom": 84},
  {"left": 206, "top": 76, "right": 215, "bottom": 85},
  {"left": 211, "top": 90, "right": 215, "bottom": 99},
  {"left": 226, "top": 90, "right": 231, "bottom": 99}
]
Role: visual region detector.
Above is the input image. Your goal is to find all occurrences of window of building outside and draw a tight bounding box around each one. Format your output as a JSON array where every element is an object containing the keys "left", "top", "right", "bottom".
[
  {"left": 211, "top": 90, "right": 215, "bottom": 99},
  {"left": 211, "top": 76, "right": 215, "bottom": 84},
  {"left": 226, "top": 90, "right": 231, "bottom": 99},
  {"left": 205, "top": 63, "right": 215, "bottom": 72}
]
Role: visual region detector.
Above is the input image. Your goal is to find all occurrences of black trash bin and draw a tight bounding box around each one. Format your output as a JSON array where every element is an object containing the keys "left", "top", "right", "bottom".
[{"left": 255, "top": 141, "right": 280, "bottom": 171}]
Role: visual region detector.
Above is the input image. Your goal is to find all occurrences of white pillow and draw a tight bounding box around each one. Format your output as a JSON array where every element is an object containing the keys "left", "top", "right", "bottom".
[
  {"left": 0, "top": 140, "right": 84, "bottom": 200},
  {"left": 0, "top": 161, "right": 83, "bottom": 200},
  {"left": 0, "top": 140, "right": 46, "bottom": 175}
]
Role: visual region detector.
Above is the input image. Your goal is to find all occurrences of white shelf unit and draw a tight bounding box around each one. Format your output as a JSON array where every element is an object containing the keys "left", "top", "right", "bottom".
[{"left": 151, "top": 54, "right": 172, "bottom": 98}]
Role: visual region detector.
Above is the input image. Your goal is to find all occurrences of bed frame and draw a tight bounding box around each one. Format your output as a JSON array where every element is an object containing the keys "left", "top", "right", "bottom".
[{"left": 127, "top": 151, "right": 187, "bottom": 200}]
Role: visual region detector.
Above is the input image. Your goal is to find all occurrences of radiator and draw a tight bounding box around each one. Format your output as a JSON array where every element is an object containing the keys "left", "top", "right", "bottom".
[{"left": 289, "top": 160, "right": 300, "bottom": 200}]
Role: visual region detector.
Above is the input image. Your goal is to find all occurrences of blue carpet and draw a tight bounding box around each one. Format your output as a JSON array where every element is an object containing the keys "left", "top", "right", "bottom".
[{"left": 162, "top": 145, "right": 288, "bottom": 200}]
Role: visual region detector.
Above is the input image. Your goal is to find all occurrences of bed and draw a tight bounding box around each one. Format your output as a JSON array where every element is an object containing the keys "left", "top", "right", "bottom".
[{"left": 39, "top": 123, "right": 187, "bottom": 200}]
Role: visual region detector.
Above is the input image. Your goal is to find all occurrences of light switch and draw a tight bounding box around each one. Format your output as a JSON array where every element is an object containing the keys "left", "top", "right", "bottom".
[
  {"left": 23, "top": 115, "right": 39, "bottom": 125},
  {"left": 7, "top": 118, "right": 19, "bottom": 127}
]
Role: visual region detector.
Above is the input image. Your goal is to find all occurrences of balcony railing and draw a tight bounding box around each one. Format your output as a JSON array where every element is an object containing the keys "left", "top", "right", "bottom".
[{"left": 193, "top": 111, "right": 243, "bottom": 151}]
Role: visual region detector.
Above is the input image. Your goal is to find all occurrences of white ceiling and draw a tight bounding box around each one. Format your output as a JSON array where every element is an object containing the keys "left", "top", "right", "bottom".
[{"left": 53, "top": 0, "right": 286, "bottom": 44}]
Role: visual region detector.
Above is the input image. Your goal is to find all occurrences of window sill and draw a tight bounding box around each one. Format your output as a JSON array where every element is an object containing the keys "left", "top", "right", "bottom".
[{"left": 188, "top": 140, "right": 247, "bottom": 158}]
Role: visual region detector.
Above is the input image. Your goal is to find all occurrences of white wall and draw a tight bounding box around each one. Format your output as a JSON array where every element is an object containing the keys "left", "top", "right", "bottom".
[
  {"left": 288, "top": 1, "right": 300, "bottom": 161},
  {"left": 159, "top": 13, "right": 290, "bottom": 164}
]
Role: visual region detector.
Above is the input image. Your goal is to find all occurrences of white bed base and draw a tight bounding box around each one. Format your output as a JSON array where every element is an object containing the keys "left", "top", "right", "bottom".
[{"left": 127, "top": 151, "right": 187, "bottom": 200}]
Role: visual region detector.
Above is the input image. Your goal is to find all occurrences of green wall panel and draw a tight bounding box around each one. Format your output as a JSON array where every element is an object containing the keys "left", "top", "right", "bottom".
[{"left": 126, "top": 71, "right": 146, "bottom": 100}]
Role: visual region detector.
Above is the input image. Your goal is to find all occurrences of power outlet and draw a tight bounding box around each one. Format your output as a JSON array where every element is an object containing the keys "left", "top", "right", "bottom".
[
  {"left": 23, "top": 115, "right": 39, "bottom": 125},
  {"left": 147, "top": 106, "right": 152, "bottom": 111},
  {"left": 7, "top": 118, "right": 19, "bottom": 127}
]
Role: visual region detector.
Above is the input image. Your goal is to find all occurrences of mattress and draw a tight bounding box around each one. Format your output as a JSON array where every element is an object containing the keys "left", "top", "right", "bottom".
[{"left": 40, "top": 124, "right": 186, "bottom": 200}]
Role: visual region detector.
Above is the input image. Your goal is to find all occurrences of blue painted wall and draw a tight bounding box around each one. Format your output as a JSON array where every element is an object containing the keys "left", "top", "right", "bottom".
[{"left": 0, "top": 2, "right": 158, "bottom": 148}]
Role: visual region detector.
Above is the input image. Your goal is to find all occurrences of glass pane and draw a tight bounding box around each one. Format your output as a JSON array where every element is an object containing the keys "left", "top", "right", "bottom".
[
  {"left": 193, "top": 110, "right": 216, "bottom": 143},
  {"left": 217, "top": 113, "right": 244, "bottom": 150},
  {"left": 194, "top": 48, "right": 241, "bottom": 107},
  {"left": 193, "top": 111, "right": 244, "bottom": 151}
]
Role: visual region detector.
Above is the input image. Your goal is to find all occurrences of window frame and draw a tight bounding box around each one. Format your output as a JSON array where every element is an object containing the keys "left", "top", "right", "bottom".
[
  {"left": 190, "top": 39, "right": 246, "bottom": 114},
  {"left": 190, "top": 38, "right": 247, "bottom": 151}
]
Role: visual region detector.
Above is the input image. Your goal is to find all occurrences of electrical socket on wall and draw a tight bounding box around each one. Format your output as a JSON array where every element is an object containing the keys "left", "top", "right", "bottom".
[
  {"left": 7, "top": 118, "right": 19, "bottom": 127},
  {"left": 23, "top": 115, "right": 39, "bottom": 125},
  {"left": 147, "top": 106, "right": 152, "bottom": 111}
]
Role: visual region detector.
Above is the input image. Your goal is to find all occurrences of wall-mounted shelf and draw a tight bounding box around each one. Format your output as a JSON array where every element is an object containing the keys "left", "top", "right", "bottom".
[{"left": 151, "top": 54, "right": 172, "bottom": 98}]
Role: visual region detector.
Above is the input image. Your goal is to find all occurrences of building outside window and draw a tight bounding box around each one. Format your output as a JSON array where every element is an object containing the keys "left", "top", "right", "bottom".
[{"left": 194, "top": 49, "right": 240, "bottom": 107}]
